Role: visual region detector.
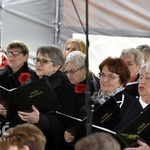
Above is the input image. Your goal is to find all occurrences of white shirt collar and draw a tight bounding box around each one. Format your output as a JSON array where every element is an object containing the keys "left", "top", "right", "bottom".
[{"left": 139, "top": 96, "right": 149, "bottom": 109}]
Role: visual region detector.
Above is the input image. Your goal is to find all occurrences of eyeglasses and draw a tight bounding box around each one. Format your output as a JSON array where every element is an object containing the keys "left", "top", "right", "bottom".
[
  {"left": 33, "top": 58, "right": 53, "bottom": 66},
  {"left": 99, "top": 72, "right": 119, "bottom": 81},
  {"left": 5, "top": 51, "right": 25, "bottom": 57},
  {"left": 65, "top": 67, "right": 84, "bottom": 75}
]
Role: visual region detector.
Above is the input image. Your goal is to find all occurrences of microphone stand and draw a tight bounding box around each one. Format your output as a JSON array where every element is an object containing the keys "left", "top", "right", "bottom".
[{"left": 85, "top": 0, "right": 92, "bottom": 135}]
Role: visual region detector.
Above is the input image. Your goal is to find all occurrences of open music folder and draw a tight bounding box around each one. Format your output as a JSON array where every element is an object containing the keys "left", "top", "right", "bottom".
[
  {"left": 0, "top": 77, "right": 60, "bottom": 113},
  {"left": 52, "top": 103, "right": 150, "bottom": 148},
  {"left": 93, "top": 104, "right": 150, "bottom": 147}
]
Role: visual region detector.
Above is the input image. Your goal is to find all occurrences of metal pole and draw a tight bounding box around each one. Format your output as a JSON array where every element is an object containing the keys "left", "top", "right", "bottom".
[
  {"left": 54, "top": 0, "right": 60, "bottom": 45},
  {"left": 85, "top": 0, "right": 92, "bottom": 135}
]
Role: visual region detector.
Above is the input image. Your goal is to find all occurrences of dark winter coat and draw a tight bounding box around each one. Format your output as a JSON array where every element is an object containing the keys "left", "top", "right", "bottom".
[
  {"left": 0, "top": 62, "right": 35, "bottom": 127},
  {"left": 36, "top": 70, "right": 78, "bottom": 150}
]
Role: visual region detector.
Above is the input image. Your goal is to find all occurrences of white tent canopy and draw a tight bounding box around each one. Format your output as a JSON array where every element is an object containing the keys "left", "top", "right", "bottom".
[{"left": 0, "top": 0, "right": 150, "bottom": 72}]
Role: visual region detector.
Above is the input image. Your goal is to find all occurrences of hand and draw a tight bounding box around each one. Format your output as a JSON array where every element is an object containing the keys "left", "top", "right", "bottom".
[
  {"left": 124, "top": 140, "right": 150, "bottom": 150},
  {"left": 18, "top": 105, "right": 39, "bottom": 123},
  {"left": 0, "top": 104, "right": 7, "bottom": 117},
  {"left": 64, "top": 130, "right": 75, "bottom": 143}
]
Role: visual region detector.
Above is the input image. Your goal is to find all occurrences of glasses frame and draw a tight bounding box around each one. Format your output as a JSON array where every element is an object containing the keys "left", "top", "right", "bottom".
[
  {"left": 99, "top": 72, "right": 119, "bottom": 81},
  {"left": 33, "top": 58, "right": 53, "bottom": 66},
  {"left": 5, "top": 51, "right": 26, "bottom": 57},
  {"left": 65, "top": 66, "right": 84, "bottom": 75}
]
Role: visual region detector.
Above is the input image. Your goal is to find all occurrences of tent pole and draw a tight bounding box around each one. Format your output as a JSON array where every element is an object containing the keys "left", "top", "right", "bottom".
[{"left": 54, "top": 0, "right": 60, "bottom": 45}]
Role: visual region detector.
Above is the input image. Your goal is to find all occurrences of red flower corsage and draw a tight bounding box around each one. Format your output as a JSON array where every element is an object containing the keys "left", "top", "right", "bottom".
[
  {"left": 74, "top": 84, "right": 86, "bottom": 94},
  {"left": 18, "top": 72, "right": 31, "bottom": 84},
  {"left": 0, "top": 54, "right": 8, "bottom": 69}
]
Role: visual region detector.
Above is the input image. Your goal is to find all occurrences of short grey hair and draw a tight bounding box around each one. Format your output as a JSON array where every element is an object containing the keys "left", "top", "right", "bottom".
[
  {"left": 141, "top": 62, "right": 150, "bottom": 73},
  {"left": 36, "top": 45, "right": 64, "bottom": 68},
  {"left": 65, "top": 51, "right": 86, "bottom": 68},
  {"left": 120, "top": 48, "right": 144, "bottom": 67}
]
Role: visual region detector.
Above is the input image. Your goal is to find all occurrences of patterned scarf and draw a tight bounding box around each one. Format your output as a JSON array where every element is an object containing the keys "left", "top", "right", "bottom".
[{"left": 92, "top": 87, "right": 125, "bottom": 105}]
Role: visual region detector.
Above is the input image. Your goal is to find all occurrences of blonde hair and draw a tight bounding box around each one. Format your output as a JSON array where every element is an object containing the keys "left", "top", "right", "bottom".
[{"left": 64, "top": 39, "right": 86, "bottom": 58}]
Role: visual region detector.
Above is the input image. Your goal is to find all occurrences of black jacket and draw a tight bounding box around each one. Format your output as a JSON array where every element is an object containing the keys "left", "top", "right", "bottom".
[
  {"left": 114, "top": 89, "right": 136, "bottom": 113},
  {"left": 73, "top": 78, "right": 96, "bottom": 118},
  {"left": 113, "top": 99, "right": 143, "bottom": 132},
  {"left": 63, "top": 77, "right": 98, "bottom": 149},
  {"left": 0, "top": 62, "right": 35, "bottom": 89},
  {"left": 36, "top": 70, "right": 78, "bottom": 150},
  {"left": 125, "top": 82, "right": 139, "bottom": 100},
  {"left": 0, "top": 62, "right": 35, "bottom": 127}
]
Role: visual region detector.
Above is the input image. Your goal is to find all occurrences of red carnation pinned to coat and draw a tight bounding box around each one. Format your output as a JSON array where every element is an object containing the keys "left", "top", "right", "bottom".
[
  {"left": 18, "top": 72, "right": 31, "bottom": 84},
  {"left": 0, "top": 51, "right": 8, "bottom": 69},
  {"left": 74, "top": 84, "right": 86, "bottom": 94}
]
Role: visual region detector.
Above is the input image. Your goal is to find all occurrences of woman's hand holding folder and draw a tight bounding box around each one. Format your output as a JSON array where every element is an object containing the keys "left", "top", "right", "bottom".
[
  {"left": 18, "top": 105, "right": 40, "bottom": 123},
  {"left": 124, "top": 140, "right": 150, "bottom": 150},
  {"left": 0, "top": 104, "right": 7, "bottom": 117}
]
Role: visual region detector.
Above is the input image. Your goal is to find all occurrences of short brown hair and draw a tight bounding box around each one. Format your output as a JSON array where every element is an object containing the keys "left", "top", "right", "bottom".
[
  {"left": 99, "top": 57, "right": 130, "bottom": 86},
  {"left": 0, "top": 123, "right": 46, "bottom": 150},
  {"left": 7, "top": 40, "right": 29, "bottom": 55}
]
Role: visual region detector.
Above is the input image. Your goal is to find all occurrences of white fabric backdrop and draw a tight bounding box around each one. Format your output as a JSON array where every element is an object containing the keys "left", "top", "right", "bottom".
[
  {"left": 0, "top": 0, "right": 149, "bottom": 70},
  {"left": 73, "top": 33, "right": 150, "bottom": 74},
  {"left": 1, "top": 0, "right": 55, "bottom": 68}
]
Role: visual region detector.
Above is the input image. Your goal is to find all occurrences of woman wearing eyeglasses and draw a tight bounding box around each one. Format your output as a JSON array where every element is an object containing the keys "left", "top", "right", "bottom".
[
  {"left": 17, "top": 45, "right": 78, "bottom": 150},
  {"left": 65, "top": 57, "right": 136, "bottom": 143},
  {"left": 0, "top": 40, "right": 35, "bottom": 127},
  {"left": 0, "top": 40, "right": 35, "bottom": 89},
  {"left": 65, "top": 51, "right": 100, "bottom": 117},
  {"left": 63, "top": 51, "right": 100, "bottom": 150},
  {"left": 92, "top": 57, "right": 136, "bottom": 114}
]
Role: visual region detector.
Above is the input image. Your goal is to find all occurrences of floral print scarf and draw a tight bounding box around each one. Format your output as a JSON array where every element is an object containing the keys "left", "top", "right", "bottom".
[{"left": 92, "top": 87, "right": 125, "bottom": 105}]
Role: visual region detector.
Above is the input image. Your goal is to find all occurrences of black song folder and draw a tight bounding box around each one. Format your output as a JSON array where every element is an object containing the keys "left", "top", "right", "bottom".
[
  {"left": 92, "top": 96, "right": 124, "bottom": 129},
  {"left": 9, "top": 77, "right": 60, "bottom": 113},
  {"left": 93, "top": 104, "right": 150, "bottom": 148}
]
